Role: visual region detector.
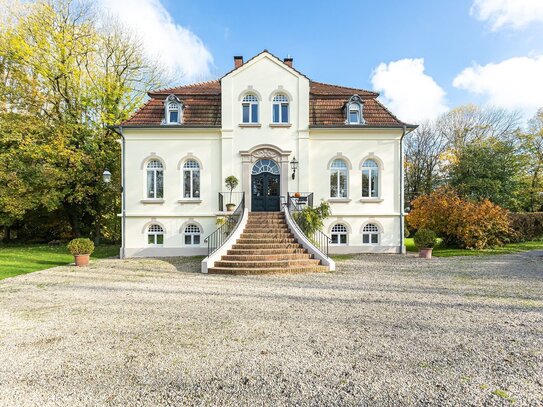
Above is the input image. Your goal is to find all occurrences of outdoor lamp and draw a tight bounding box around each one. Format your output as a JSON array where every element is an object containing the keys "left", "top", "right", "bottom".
[
  {"left": 102, "top": 169, "right": 112, "bottom": 184},
  {"left": 290, "top": 157, "right": 298, "bottom": 180}
]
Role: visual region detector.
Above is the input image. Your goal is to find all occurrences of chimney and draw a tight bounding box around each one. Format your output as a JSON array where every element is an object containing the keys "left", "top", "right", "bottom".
[
  {"left": 284, "top": 55, "right": 293, "bottom": 67},
  {"left": 234, "top": 55, "right": 243, "bottom": 68}
]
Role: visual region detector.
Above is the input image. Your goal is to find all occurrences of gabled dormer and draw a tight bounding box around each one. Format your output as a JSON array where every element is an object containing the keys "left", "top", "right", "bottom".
[
  {"left": 345, "top": 94, "right": 365, "bottom": 125},
  {"left": 163, "top": 94, "right": 183, "bottom": 125}
]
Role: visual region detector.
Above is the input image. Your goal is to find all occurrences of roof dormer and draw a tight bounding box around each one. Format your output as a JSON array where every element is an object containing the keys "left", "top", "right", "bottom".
[
  {"left": 345, "top": 94, "right": 365, "bottom": 125},
  {"left": 163, "top": 94, "right": 183, "bottom": 125}
]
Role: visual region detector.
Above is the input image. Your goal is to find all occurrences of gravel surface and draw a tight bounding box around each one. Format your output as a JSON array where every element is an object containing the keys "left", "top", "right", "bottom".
[{"left": 0, "top": 253, "right": 542, "bottom": 406}]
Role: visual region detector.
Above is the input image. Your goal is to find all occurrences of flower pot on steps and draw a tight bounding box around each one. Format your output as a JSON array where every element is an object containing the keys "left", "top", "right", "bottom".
[
  {"left": 226, "top": 203, "right": 236, "bottom": 212},
  {"left": 418, "top": 248, "right": 433, "bottom": 259}
]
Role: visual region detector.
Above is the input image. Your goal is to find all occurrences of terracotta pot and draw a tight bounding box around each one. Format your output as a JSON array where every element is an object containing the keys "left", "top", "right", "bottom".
[
  {"left": 294, "top": 192, "right": 302, "bottom": 198},
  {"left": 225, "top": 203, "right": 236, "bottom": 212},
  {"left": 418, "top": 248, "right": 433, "bottom": 259},
  {"left": 74, "top": 254, "right": 90, "bottom": 267}
]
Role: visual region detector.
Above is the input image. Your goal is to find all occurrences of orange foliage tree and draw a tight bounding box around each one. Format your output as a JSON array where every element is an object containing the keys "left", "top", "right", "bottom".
[{"left": 406, "top": 187, "right": 512, "bottom": 249}]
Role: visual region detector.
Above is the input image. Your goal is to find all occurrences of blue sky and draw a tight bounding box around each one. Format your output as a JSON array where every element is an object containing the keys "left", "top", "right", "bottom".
[{"left": 103, "top": 0, "right": 543, "bottom": 122}]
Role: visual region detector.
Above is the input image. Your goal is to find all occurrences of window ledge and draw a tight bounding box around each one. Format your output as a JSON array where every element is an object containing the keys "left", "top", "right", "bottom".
[
  {"left": 238, "top": 123, "right": 261, "bottom": 128},
  {"left": 141, "top": 199, "right": 165, "bottom": 204},
  {"left": 269, "top": 123, "right": 292, "bottom": 128},
  {"left": 328, "top": 198, "right": 352, "bottom": 203},
  {"left": 178, "top": 199, "right": 202, "bottom": 204},
  {"left": 359, "top": 198, "right": 384, "bottom": 203}
]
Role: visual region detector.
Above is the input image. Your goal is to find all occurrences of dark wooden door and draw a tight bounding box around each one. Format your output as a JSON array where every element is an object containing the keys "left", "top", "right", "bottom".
[{"left": 251, "top": 172, "right": 280, "bottom": 212}]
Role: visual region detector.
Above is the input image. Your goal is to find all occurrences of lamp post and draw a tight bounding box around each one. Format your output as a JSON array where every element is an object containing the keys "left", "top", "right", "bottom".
[
  {"left": 290, "top": 157, "right": 298, "bottom": 180},
  {"left": 102, "top": 169, "right": 112, "bottom": 184}
]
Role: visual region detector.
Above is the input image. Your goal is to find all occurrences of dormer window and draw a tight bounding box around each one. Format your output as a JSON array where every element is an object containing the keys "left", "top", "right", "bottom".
[
  {"left": 164, "top": 94, "right": 182, "bottom": 124},
  {"left": 346, "top": 94, "right": 364, "bottom": 125},
  {"left": 242, "top": 94, "right": 259, "bottom": 123}
]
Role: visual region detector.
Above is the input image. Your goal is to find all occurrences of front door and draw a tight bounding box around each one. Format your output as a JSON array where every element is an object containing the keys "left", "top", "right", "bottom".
[{"left": 251, "top": 172, "right": 280, "bottom": 211}]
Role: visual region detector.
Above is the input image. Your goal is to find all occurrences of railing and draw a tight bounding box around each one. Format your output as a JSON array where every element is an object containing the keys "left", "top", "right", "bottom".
[
  {"left": 205, "top": 193, "right": 245, "bottom": 256},
  {"left": 283, "top": 195, "right": 331, "bottom": 258},
  {"left": 287, "top": 192, "right": 314, "bottom": 208},
  {"left": 218, "top": 192, "right": 245, "bottom": 212}
]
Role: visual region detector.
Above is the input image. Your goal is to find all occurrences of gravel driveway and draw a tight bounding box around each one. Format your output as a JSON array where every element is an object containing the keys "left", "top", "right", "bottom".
[{"left": 0, "top": 253, "right": 542, "bottom": 406}]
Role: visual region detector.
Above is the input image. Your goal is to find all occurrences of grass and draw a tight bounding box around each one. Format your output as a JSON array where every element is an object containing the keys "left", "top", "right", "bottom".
[
  {"left": 405, "top": 237, "right": 543, "bottom": 257},
  {"left": 0, "top": 244, "right": 118, "bottom": 280}
]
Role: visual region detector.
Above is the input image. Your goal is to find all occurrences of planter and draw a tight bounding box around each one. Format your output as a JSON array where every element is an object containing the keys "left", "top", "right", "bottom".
[
  {"left": 294, "top": 192, "right": 302, "bottom": 198},
  {"left": 74, "top": 254, "right": 90, "bottom": 267},
  {"left": 225, "top": 203, "right": 236, "bottom": 212},
  {"left": 418, "top": 248, "right": 433, "bottom": 259}
]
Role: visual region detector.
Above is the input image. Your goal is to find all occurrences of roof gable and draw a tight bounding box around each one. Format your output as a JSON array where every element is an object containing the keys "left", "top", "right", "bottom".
[{"left": 221, "top": 50, "right": 308, "bottom": 81}]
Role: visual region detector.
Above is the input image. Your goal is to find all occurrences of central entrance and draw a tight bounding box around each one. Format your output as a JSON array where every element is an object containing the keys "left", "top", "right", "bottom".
[{"left": 251, "top": 159, "right": 280, "bottom": 212}]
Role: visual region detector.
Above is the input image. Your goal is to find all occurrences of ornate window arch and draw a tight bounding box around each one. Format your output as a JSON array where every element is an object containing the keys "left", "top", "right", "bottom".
[
  {"left": 241, "top": 93, "right": 259, "bottom": 124},
  {"left": 183, "top": 223, "right": 202, "bottom": 245},
  {"left": 147, "top": 224, "right": 164, "bottom": 246},
  {"left": 272, "top": 94, "right": 289, "bottom": 124},
  {"left": 251, "top": 159, "right": 280, "bottom": 175},
  {"left": 346, "top": 94, "right": 364, "bottom": 125},
  {"left": 330, "top": 223, "right": 349, "bottom": 245},
  {"left": 362, "top": 222, "right": 381, "bottom": 245},
  {"left": 164, "top": 94, "right": 182, "bottom": 124}
]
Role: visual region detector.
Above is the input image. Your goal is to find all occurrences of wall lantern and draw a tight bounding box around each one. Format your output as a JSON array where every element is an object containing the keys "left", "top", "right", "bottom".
[
  {"left": 102, "top": 169, "right": 112, "bottom": 184},
  {"left": 290, "top": 157, "right": 298, "bottom": 180}
]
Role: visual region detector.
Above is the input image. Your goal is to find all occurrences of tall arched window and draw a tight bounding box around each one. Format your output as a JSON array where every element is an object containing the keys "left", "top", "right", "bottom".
[
  {"left": 184, "top": 224, "right": 201, "bottom": 245},
  {"left": 330, "top": 159, "right": 348, "bottom": 198},
  {"left": 331, "top": 224, "right": 348, "bottom": 245},
  {"left": 346, "top": 94, "right": 364, "bottom": 125},
  {"left": 146, "top": 160, "right": 164, "bottom": 199},
  {"left": 182, "top": 160, "right": 200, "bottom": 199},
  {"left": 362, "top": 223, "right": 380, "bottom": 245},
  {"left": 242, "top": 94, "right": 259, "bottom": 123},
  {"left": 147, "top": 224, "right": 164, "bottom": 246},
  {"left": 362, "top": 159, "right": 379, "bottom": 198},
  {"left": 272, "top": 94, "right": 289, "bottom": 123},
  {"left": 164, "top": 94, "right": 182, "bottom": 124}
]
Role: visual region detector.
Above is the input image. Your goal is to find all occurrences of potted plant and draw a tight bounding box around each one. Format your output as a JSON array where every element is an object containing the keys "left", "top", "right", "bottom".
[
  {"left": 294, "top": 191, "right": 302, "bottom": 198},
  {"left": 224, "top": 175, "right": 239, "bottom": 212},
  {"left": 414, "top": 229, "right": 437, "bottom": 259},
  {"left": 67, "top": 238, "right": 95, "bottom": 267}
]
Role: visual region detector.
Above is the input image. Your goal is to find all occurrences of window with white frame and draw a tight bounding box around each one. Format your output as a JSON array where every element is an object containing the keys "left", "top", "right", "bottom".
[
  {"left": 272, "top": 94, "right": 289, "bottom": 123},
  {"left": 147, "top": 224, "right": 164, "bottom": 245},
  {"left": 184, "top": 224, "right": 201, "bottom": 245},
  {"left": 362, "top": 159, "right": 379, "bottom": 198},
  {"left": 346, "top": 94, "right": 364, "bottom": 125},
  {"left": 330, "top": 159, "right": 348, "bottom": 198},
  {"left": 164, "top": 94, "right": 182, "bottom": 124},
  {"left": 331, "top": 224, "right": 348, "bottom": 245},
  {"left": 362, "top": 223, "right": 380, "bottom": 244},
  {"left": 242, "top": 94, "right": 259, "bottom": 123},
  {"left": 182, "top": 160, "right": 200, "bottom": 199},
  {"left": 146, "top": 159, "right": 164, "bottom": 199}
]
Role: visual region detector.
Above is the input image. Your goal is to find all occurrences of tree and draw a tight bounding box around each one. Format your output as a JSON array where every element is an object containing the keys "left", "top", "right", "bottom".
[{"left": 519, "top": 108, "right": 543, "bottom": 212}]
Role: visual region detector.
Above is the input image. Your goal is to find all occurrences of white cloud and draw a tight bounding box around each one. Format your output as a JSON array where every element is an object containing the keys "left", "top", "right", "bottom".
[
  {"left": 371, "top": 58, "right": 448, "bottom": 123},
  {"left": 470, "top": 0, "right": 543, "bottom": 30},
  {"left": 453, "top": 55, "right": 543, "bottom": 115},
  {"left": 98, "top": 0, "right": 213, "bottom": 82}
]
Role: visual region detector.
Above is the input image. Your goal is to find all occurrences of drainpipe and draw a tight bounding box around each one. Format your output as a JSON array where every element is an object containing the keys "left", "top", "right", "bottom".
[
  {"left": 400, "top": 125, "right": 406, "bottom": 254},
  {"left": 111, "top": 126, "right": 126, "bottom": 259}
]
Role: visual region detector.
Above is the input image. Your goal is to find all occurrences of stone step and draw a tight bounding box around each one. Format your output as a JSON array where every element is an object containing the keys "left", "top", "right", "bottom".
[
  {"left": 248, "top": 213, "right": 284, "bottom": 218},
  {"left": 208, "top": 265, "right": 329, "bottom": 275},
  {"left": 227, "top": 248, "right": 308, "bottom": 255},
  {"left": 240, "top": 232, "right": 293, "bottom": 239},
  {"left": 214, "top": 259, "right": 321, "bottom": 268},
  {"left": 244, "top": 224, "right": 288, "bottom": 230},
  {"left": 236, "top": 238, "right": 298, "bottom": 244},
  {"left": 221, "top": 253, "right": 313, "bottom": 261},
  {"left": 246, "top": 219, "right": 287, "bottom": 224},
  {"left": 231, "top": 243, "right": 303, "bottom": 250}
]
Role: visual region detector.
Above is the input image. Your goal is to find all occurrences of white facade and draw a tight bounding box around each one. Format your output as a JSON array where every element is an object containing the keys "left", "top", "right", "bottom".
[{"left": 120, "top": 52, "right": 410, "bottom": 257}]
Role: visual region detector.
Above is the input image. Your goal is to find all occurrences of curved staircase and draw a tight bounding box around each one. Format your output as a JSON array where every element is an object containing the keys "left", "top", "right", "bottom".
[{"left": 208, "top": 212, "right": 329, "bottom": 275}]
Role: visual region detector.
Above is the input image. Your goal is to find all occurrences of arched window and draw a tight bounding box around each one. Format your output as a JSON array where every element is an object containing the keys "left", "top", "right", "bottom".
[
  {"left": 164, "top": 94, "right": 182, "bottom": 124},
  {"left": 147, "top": 224, "right": 164, "bottom": 246},
  {"left": 242, "top": 94, "right": 259, "bottom": 123},
  {"left": 362, "top": 159, "right": 379, "bottom": 198},
  {"left": 182, "top": 160, "right": 200, "bottom": 199},
  {"left": 331, "top": 224, "right": 348, "bottom": 245},
  {"left": 272, "top": 94, "right": 289, "bottom": 123},
  {"left": 362, "top": 223, "right": 380, "bottom": 245},
  {"left": 346, "top": 94, "right": 364, "bottom": 125},
  {"left": 184, "top": 224, "right": 201, "bottom": 245},
  {"left": 330, "top": 159, "right": 348, "bottom": 198},
  {"left": 146, "top": 159, "right": 164, "bottom": 199},
  {"left": 251, "top": 159, "right": 280, "bottom": 175}
]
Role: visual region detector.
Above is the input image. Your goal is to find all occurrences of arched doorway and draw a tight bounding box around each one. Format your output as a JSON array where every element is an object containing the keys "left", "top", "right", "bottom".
[{"left": 251, "top": 159, "right": 280, "bottom": 211}]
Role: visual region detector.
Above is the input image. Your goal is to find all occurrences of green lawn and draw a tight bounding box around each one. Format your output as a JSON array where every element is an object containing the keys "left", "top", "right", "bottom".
[
  {"left": 405, "top": 238, "right": 543, "bottom": 257},
  {"left": 0, "top": 244, "right": 119, "bottom": 280}
]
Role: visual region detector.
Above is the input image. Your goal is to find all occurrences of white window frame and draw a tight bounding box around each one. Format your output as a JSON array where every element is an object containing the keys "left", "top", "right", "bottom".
[
  {"left": 346, "top": 94, "right": 364, "bottom": 125},
  {"left": 241, "top": 94, "right": 259, "bottom": 124},
  {"left": 184, "top": 224, "right": 201, "bottom": 245},
  {"left": 330, "top": 159, "right": 349, "bottom": 198},
  {"left": 147, "top": 224, "right": 164, "bottom": 246},
  {"left": 348, "top": 104, "right": 360, "bottom": 124},
  {"left": 330, "top": 224, "right": 348, "bottom": 245},
  {"left": 272, "top": 94, "right": 289, "bottom": 124},
  {"left": 146, "top": 159, "right": 164, "bottom": 199},
  {"left": 182, "top": 160, "right": 200, "bottom": 199},
  {"left": 362, "top": 223, "right": 380, "bottom": 245},
  {"left": 362, "top": 159, "right": 379, "bottom": 198},
  {"left": 164, "top": 94, "right": 182, "bottom": 125}
]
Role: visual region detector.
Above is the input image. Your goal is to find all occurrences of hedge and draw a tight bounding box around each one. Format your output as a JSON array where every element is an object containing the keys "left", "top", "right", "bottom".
[{"left": 509, "top": 213, "right": 543, "bottom": 242}]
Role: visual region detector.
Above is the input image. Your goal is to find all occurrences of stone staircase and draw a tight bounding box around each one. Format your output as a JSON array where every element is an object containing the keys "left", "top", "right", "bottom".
[{"left": 208, "top": 212, "right": 329, "bottom": 275}]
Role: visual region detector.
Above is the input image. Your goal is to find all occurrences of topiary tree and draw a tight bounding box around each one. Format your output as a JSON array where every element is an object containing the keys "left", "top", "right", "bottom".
[
  {"left": 224, "top": 176, "right": 239, "bottom": 205},
  {"left": 67, "top": 238, "right": 95, "bottom": 255},
  {"left": 414, "top": 229, "right": 437, "bottom": 249}
]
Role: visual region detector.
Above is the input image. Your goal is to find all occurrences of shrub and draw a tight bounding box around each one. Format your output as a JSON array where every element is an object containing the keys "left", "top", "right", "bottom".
[
  {"left": 67, "top": 238, "right": 95, "bottom": 255},
  {"left": 414, "top": 229, "right": 437, "bottom": 249},
  {"left": 509, "top": 212, "right": 543, "bottom": 242},
  {"left": 292, "top": 200, "right": 331, "bottom": 237},
  {"left": 407, "top": 187, "right": 512, "bottom": 249}
]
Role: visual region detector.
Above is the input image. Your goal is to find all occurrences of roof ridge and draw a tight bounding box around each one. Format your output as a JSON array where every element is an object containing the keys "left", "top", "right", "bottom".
[
  {"left": 149, "top": 79, "right": 220, "bottom": 95},
  {"left": 310, "top": 81, "right": 379, "bottom": 96}
]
